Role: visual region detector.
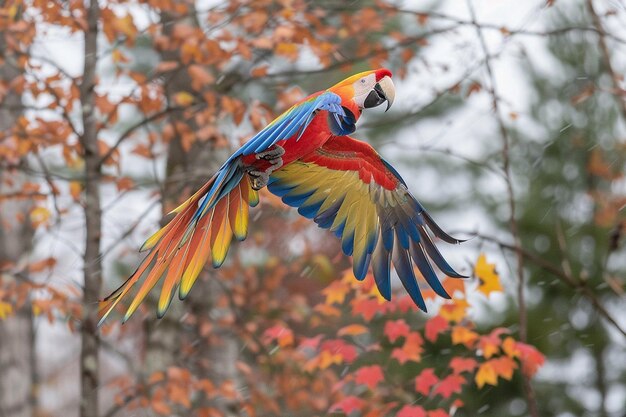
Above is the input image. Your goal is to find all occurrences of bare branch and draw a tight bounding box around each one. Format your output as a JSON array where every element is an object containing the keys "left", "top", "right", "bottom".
[
  {"left": 587, "top": 0, "right": 626, "bottom": 120},
  {"left": 33, "top": 153, "right": 61, "bottom": 223},
  {"left": 471, "top": 232, "right": 626, "bottom": 339},
  {"left": 258, "top": 26, "right": 459, "bottom": 82},
  {"left": 98, "top": 106, "right": 181, "bottom": 168},
  {"left": 399, "top": 8, "right": 626, "bottom": 45},
  {"left": 321, "top": 4, "right": 626, "bottom": 45},
  {"left": 467, "top": 1, "right": 539, "bottom": 415},
  {"left": 101, "top": 197, "right": 161, "bottom": 258}
]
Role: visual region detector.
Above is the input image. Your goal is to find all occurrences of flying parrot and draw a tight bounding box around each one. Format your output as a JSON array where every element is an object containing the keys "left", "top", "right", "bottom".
[{"left": 98, "top": 68, "right": 465, "bottom": 325}]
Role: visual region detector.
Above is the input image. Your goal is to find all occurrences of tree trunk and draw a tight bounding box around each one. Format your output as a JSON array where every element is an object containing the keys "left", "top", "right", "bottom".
[
  {"left": 0, "top": 25, "right": 36, "bottom": 417},
  {"left": 79, "top": 0, "right": 101, "bottom": 416},
  {"left": 0, "top": 171, "right": 35, "bottom": 417},
  {"left": 0, "top": 308, "right": 35, "bottom": 417}
]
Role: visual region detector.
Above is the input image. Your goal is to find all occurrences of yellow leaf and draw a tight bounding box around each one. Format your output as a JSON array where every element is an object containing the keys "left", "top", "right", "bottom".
[
  {"left": 479, "top": 337, "right": 500, "bottom": 359},
  {"left": 451, "top": 325, "right": 479, "bottom": 348},
  {"left": 275, "top": 42, "right": 298, "bottom": 60},
  {"left": 475, "top": 253, "right": 503, "bottom": 296},
  {"left": 174, "top": 91, "right": 195, "bottom": 107},
  {"left": 502, "top": 337, "right": 520, "bottom": 358},
  {"left": 70, "top": 181, "right": 81, "bottom": 200},
  {"left": 322, "top": 280, "right": 349, "bottom": 305},
  {"left": 0, "top": 301, "right": 13, "bottom": 319},
  {"left": 32, "top": 303, "right": 41, "bottom": 317},
  {"left": 475, "top": 362, "right": 497, "bottom": 389},
  {"left": 113, "top": 14, "right": 136, "bottom": 38},
  {"left": 338, "top": 324, "right": 369, "bottom": 337},
  {"left": 8, "top": 5, "right": 18, "bottom": 20},
  {"left": 490, "top": 356, "right": 517, "bottom": 381},
  {"left": 30, "top": 206, "right": 50, "bottom": 227},
  {"left": 318, "top": 351, "right": 342, "bottom": 369},
  {"left": 439, "top": 298, "right": 469, "bottom": 322},
  {"left": 111, "top": 49, "right": 129, "bottom": 64}
]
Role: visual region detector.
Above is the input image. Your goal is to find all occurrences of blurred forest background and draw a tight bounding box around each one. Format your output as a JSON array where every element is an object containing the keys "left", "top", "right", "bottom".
[{"left": 0, "top": 0, "right": 624, "bottom": 416}]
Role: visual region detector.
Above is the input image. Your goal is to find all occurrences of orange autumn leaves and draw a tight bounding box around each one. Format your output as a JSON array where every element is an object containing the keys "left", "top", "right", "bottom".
[
  {"left": 110, "top": 367, "right": 243, "bottom": 417},
  {"left": 256, "top": 253, "right": 545, "bottom": 416}
]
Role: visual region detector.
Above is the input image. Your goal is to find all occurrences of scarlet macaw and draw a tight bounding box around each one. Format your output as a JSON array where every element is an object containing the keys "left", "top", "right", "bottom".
[{"left": 99, "top": 69, "right": 465, "bottom": 325}]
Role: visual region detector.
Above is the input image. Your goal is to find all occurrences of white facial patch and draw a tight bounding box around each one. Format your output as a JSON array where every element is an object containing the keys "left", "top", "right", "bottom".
[{"left": 352, "top": 73, "right": 378, "bottom": 108}]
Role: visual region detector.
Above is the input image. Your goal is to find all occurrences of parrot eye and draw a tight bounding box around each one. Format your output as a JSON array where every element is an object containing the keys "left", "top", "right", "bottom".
[{"left": 361, "top": 79, "right": 366, "bottom": 83}]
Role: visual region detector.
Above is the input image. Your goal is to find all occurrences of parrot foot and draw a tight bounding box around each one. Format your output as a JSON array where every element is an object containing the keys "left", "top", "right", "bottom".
[
  {"left": 248, "top": 145, "right": 285, "bottom": 190},
  {"left": 255, "top": 145, "right": 285, "bottom": 162},
  {"left": 248, "top": 170, "right": 270, "bottom": 190}
]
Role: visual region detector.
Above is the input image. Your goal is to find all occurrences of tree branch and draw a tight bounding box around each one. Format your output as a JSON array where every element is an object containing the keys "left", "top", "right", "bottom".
[
  {"left": 586, "top": 0, "right": 626, "bottom": 120},
  {"left": 97, "top": 107, "right": 181, "bottom": 168},
  {"left": 467, "top": 1, "right": 540, "bottom": 415},
  {"left": 471, "top": 232, "right": 626, "bottom": 339}
]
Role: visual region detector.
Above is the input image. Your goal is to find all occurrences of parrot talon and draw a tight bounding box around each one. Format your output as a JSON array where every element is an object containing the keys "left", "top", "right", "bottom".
[
  {"left": 248, "top": 145, "right": 284, "bottom": 189},
  {"left": 248, "top": 170, "right": 270, "bottom": 190},
  {"left": 247, "top": 152, "right": 283, "bottom": 190},
  {"left": 255, "top": 145, "right": 285, "bottom": 161}
]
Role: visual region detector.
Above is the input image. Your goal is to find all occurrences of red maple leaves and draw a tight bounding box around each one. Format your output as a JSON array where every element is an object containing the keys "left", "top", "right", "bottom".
[
  {"left": 299, "top": 259, "right": 545, "bottom": 416},
  {"left": 355, "top": 365, "right": 385, "bottom": 390}
]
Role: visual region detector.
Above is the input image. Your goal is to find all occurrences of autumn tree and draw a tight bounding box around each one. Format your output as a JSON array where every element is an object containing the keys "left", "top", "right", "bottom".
[
  {"left": 495, "top": 3, "right": 626, "bottom": 414},
  {"left": 0, "top": 5, "right": 35, "bottom": 416}
]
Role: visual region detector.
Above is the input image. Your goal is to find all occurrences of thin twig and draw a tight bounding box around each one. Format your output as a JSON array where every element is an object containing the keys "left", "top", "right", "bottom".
[
  {"left": 257, "top": 26, "right": 459, "bottom": 82},
  {"left": 100, "top": 198, "right": 161, "bottom": 258},
  {"left": 97, "top": 107, "right": 181, "bottom": 168},
  {"left": 33, "top": 154, "right": 61, "bottom": 222},
  {"left": 586, "top": 0, "right": 626, "bottom": 120},
  {"left": 318, "top": 3, "right": 626, "bottom": 45},
  {"left": 470, "top": 232, "right": 626, "bottom": 339},
  {"left": 466, "top": 1, "right": 540, "bottom": 415},
  {"left": 360, "top": 49, "right": 503, "bottom": 132},
  {"left": 396, "top": 7, "right": 626, "bottom": 45}
]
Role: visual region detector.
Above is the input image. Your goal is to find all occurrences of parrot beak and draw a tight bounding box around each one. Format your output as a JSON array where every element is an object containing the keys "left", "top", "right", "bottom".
[{"left": 363, "top": 75, "right": 395, "bottom": 112}]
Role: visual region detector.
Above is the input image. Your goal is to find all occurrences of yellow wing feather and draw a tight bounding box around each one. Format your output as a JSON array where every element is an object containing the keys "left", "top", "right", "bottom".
[{"left": 99, "top": 176, "right": 258, "bottom": 324}]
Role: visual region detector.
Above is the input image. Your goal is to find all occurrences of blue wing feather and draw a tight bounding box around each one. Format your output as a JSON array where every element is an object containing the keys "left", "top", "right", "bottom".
[
  {"left": 392, "top": 233, "right": 427, "bottom": 311},
  {"left": 411, "top": 241, "right": 451, "bottom": 299},
  {"left": 189, "top": 92, "right": 347, "bottom": 229},
  {"left": 232, "top": 91, "right": 345, "bottom": 160},
  {"left": 372, "top": 234, "right": 392, "bottom": 300},
  {"left": 266, "top": 136, "right": 464, "bottom": 312}
]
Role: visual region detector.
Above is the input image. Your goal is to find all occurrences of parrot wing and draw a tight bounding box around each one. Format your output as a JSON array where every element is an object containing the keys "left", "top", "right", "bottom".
[
  {"left": 267, "top": 135, "right": 466, "bottom": 311},
  {"left": 98, "top": 91, "right": 351, "bottom": 325},
  {"left": 232, "top": 90, "right": 354, "bottom": 159},
  {"left": 190, "top": 90, "right": 353, "bottom": 224}
]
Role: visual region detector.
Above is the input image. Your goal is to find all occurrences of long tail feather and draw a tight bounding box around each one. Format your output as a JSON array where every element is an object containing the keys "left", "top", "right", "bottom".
[{"left": 99, "top": 162, "right": 255, "bottom": 325}]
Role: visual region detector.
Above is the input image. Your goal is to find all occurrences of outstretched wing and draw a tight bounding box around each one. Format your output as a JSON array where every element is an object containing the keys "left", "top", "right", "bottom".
[
  {"left": 231, "top": 90, "right": 354, "bottom": 159},
  {"left": 267, "top": 135, "right": 466, "bottom": 311},
  {"left": 189, "top": 90, "right": 353, "bottom": 222},
  {"left": 98, "top": 91, "right": 352, "bottom": 325},
  {"left": 98, "top": 171, "right": 260, "bottom": 325}
]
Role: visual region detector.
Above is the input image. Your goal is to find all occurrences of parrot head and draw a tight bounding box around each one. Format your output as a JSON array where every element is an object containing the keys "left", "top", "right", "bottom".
[{"left": 331, "top": 68, "right": 395, "bottom": 112}]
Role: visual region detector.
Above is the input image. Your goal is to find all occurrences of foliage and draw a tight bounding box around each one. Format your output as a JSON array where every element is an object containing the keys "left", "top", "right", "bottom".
[{"left": 101, "top": 250, "right": 545, "bottom": 417}]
